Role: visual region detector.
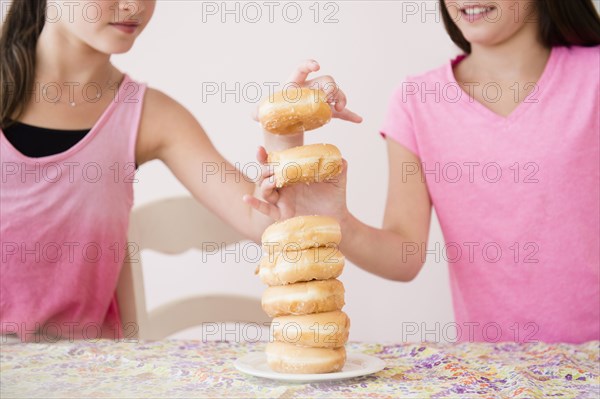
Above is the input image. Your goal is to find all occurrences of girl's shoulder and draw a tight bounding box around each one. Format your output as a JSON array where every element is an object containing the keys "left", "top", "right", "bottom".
[
  {"left": 563, "top": 44, "right": 600, "bottom": 54},
  {"left": 553, "top": 45, "right": 600, "bottom": 88},
  {"left": 556, "top": 45, "right": 600, "bottom": 68},
  {"left": 136, "top": 85, "right": 206, "bottom": 165}
]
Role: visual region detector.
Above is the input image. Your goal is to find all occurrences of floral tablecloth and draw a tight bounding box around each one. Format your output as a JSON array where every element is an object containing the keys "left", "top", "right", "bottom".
[{"left": 1, "top": 340, "right": 599, "bottom": 398}]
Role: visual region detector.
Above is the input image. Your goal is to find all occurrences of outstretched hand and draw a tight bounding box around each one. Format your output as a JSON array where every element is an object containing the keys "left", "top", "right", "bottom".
[
  {"left": 252, "top": 59, "right": 363, "bottom": 124},
  {"left": 242, "top": 146, "right": 349, "bottom": 222}
]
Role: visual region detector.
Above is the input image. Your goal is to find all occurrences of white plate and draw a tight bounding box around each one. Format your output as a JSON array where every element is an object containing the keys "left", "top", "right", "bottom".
[{"left": 234, "top": 352, "right": 386, "bottom": 383}]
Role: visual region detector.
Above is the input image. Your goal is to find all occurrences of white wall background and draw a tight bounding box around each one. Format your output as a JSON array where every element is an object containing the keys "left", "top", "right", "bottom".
[{"left": 109, "top": 0, "right": 458, "bottom": 343}]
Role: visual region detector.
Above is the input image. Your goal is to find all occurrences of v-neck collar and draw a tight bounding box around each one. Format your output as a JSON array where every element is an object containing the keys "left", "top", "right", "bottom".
[{"left": 446, "top": 47, "right": 561, "bottom": 125}]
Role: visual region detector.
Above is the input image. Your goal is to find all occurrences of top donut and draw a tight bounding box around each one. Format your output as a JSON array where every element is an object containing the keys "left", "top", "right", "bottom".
[{"left": 258, "top": 88, "right": 333, "bottom": 135}]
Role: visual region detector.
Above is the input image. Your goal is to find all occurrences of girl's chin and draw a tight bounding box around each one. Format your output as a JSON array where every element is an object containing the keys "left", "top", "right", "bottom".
[
  {"left": 94, "top": 42, "right": 136, "bottom": 55},
  {"left": 111, "top": 46, "right": 135, "bottom": 55},
  {"left": 460, "top": 30, "right": 505, "bottom": 48}
]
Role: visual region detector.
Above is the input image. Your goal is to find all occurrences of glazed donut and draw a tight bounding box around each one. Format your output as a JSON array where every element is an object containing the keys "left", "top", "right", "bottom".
[
  {"left": 258, "top": 247, "right": 345, "bottom": 286},
  {"left": 268, "top": 144, "right": 343, "bottom": 188},
  {"left": 271, "top": 311, "right": 350, "bottom": 348},
  {"left": 261, "top": 215, "right": 341, "bottom": 253},
  {"left": 258, "top": 88, "right": 332, "bottom": 135},
  {"left": 262, "top": 279, "right": 345, "bottom": 317},
  {"left": 266, "top": 342, "right": 346, "bottom": 374}
]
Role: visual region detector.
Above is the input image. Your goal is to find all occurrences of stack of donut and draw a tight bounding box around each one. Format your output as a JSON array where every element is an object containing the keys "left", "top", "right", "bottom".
[
  {"left": 257, "top": 88, "right": 350, "bottom": 374},
  {"left": 259, "top": 216, "right": 349, "bottom": 374}
]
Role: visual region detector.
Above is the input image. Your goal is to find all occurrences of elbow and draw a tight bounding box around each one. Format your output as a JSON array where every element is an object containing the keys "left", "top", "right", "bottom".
[
  {"left": 389, "top": 260, "right": 424, "bottom": 282},
  {"left": 389, "top": 238, "right": 427, "bottom": 282}
]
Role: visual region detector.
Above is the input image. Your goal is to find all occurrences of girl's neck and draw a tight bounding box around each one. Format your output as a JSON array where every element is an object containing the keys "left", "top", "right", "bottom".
[
  {"left": 35, "top": 24, "right": 115, "bottom": 85},
  {"left": 463, "top": 23, "right": 551, "bottom": 82}
]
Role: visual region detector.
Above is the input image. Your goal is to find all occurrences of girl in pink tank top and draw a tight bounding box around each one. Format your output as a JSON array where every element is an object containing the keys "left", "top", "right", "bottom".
[
  {"left": 0, "top": 1, "right": 362, "bottom": 342},
  {"left": 251, "top": 1, "right": 600, "bottom": 343}
]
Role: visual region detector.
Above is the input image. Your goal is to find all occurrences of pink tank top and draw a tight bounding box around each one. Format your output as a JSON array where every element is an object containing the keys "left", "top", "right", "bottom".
[{"left": 0, "top": 74, "right": 146, "bottom": 341}]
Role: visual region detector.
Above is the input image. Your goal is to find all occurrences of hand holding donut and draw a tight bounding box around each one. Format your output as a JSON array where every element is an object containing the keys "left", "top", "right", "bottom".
[
  {"left": 243, "top": 149, "right": 350, "bottom": 222},
  {"left": 253, "top": 59, "right": 363, "bottom": 129},
  {"left": 244, "top": 60, "right": 356, "bottom": 221}
]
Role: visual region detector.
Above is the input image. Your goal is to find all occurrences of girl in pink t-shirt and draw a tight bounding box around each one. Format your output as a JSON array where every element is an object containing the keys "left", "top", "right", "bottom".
[
  {"left": 0, "top": 0, "right": 361, "bottom": 341},
  {"left": 251, "top": 1, "right": 600, "bottom": 343}
]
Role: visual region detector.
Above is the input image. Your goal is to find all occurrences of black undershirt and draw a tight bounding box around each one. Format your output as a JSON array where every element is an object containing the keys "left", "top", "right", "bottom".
[{"left": 3, "top": 122, "right": 90, "bottom": 158}]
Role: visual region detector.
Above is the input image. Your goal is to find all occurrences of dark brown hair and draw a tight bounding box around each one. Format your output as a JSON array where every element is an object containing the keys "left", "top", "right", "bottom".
[
  {"left": 440, "top": 0, "right": 600, "bottom": 53},
  {"left": 0, "top": 0, "right": 47, "bottom": 128}
]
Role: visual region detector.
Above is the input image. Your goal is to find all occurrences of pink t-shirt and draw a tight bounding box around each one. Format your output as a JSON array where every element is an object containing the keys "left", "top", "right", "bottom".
[
  {"left": 381, "top": 46, "right": 600, "bottom": 343},
  {"left": 1, "top": 75, "right": 147, "bottom": 342}
]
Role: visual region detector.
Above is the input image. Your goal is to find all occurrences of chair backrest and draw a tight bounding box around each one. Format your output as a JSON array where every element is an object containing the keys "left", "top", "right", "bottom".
[{"left": 116, "top": 196, "right": 270, "bottom": 341}]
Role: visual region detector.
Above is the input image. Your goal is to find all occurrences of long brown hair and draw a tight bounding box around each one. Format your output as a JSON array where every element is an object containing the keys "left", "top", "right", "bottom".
[
  {"left": 440, "top": 0, "right": 600, "bottom": 53},
  {"left": 0, "top": 0, "right": 47, "bottom": 129}
]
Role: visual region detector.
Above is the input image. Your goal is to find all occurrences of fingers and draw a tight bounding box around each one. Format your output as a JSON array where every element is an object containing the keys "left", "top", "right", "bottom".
[
  {"left": 332, "top": 89, "right": 347, "bottom": 112},
  {"left": 307, "top": 76, "right": 344, "bottom": 113},
  {"left": 257, "top": 59, "right": 320, "bottom": 123},
  {"left": 288, "top": 59, "right": 320, "bottom": 84},
  {"left": 333, "top": 108, "right": 363, "bottom": 124},
  {"left": 255, "top": 146, "right": 278, "bottom": 203},
  {"left": 246, "top": 147, "right": 283, "bottom": 221},
  {"left": 243, "top": 195, "right": 281, "bottom": 220},
  {"left": 261, "top": 163, "right": 273, "bottom": 181},
  {"left": 286, "top": 61, "right": 362, "bottom": 125},
  {"left": 306, "top": 75, "right": 361, "bottom": 121},
  {"left": 308, "top": 75, "right": 338, "bottom": 101},
  {"left": 256, "top": 146, "right": 268, "bottom": 165},
  {"left": 257, "top": 146, "right": 275, "bottom": 179},
  {"left": 260, "top": 177, "right": 279, "bottom": 204},
  {"left": 256, "top": 146, "right": 276, "bottom": 189}
]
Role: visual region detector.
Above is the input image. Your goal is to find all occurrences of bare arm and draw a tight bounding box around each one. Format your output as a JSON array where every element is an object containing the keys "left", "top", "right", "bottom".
[
  {"left": 136, "top": 88, "right": 269, "bottom": 242},
  {"left": 135, "top": 61, "right": 362, "bottom": 243},
  {"left": 339, "top": 138, "right": 432, "bottom": 281}
]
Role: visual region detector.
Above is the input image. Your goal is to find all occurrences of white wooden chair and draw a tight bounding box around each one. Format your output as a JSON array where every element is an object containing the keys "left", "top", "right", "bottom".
[{"left": 116, "top": 196, "right": 270, "bottom": 341}]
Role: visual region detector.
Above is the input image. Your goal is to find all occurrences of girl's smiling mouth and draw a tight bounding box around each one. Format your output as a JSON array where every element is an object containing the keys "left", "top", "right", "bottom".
[{"left": 461, "top": 4, "right": 497, "bottom": 22}]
